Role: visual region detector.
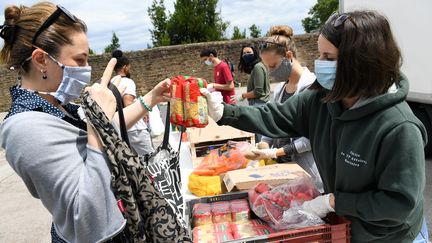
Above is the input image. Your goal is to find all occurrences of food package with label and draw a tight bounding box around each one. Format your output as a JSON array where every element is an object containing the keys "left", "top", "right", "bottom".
[
  {"left": 192, "top": 231, "right": 234, "bottom": 243},
  {"left": 193, "top": 203, "right": 213, "bottom": 227},
  {"left": 230, "top": 220, "right": 274, "bottom": 239},
  {"left": 170, "top": 76, "right": 186, "bottom": 126},
  {"left": 169, "top": 75, "right": 208, "bottom": 128},
  {"left": 211, "top": 201, "right": 232, "bottom": 223},
  {"left": 183, "top": 77, "right": 208, "bottom": 128},
  {"left": 230, "top": 199, "right": 250, "bottom": 222}
]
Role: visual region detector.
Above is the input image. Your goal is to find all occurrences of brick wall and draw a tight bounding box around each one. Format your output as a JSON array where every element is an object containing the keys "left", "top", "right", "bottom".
[{"left": 0, "top": 33, "right": 318, "bottom": 111}]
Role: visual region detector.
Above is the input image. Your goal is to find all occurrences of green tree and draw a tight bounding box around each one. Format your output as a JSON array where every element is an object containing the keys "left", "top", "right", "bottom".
[
  {"left": 148, "top": 0, "right": 170, "bottom": 47},
  {"left": 88, "top": 48, "right": 95, "bottom": 55},
  {"left": 166, "top": 0, "right": 229, "bottom": 45},
  {"left": 302, "top": 0, "right": 338, "bottom": 33},
  {"left": 104, "top": 32, "right": 121, "bottom": 53},
  {"left": 249, "top": 24, "right": 261, "bottom": 38},
  {"left": 232, "top": 26, "right": 246, "bottom": 40}
]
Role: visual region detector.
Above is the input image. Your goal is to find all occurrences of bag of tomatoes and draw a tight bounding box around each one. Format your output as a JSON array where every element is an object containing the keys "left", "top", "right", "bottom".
[{"left": 248, "top": 172, "right": 324, "bottom": 230}]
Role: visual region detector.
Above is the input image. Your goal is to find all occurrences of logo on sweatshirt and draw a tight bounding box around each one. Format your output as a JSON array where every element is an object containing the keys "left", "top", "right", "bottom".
[{"left": 340, "top": 151, "right": 368, "bottom": 168}]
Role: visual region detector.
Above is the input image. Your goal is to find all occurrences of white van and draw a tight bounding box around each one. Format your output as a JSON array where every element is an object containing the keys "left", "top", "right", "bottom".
[{"left": 341, "top": 0, "right": 432, "bottom": 155}]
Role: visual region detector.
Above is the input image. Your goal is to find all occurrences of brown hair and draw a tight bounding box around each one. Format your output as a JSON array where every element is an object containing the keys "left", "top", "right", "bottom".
[
  {"left": 0, "top": 2, "right": 87, "bottom": 73},
  {"left": 263, "top": 25, "right": 297, "bottom": 58},
  {"left": 311, "top": 11, "right": 402, "bottom": 102}
]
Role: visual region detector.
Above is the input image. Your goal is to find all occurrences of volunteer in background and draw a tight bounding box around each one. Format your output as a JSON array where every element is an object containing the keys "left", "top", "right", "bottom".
[
  {"left": 0, "top": 3, "right": 170, "bottom": 242},
  {"left": 200, "top": 49, "right": 236, "bottom": 104},
  {"left": 255, "top": 25, "right": 323, "bottom": 192},
  {"left": 111, "top": 50, "right": 154, "bottom": 156},
  {"left": 235, "top": 45, "right": 270, "bottom": 142},
  {"left": 201, "top": 11, "right": 428, "bottom": 242},
  {"left": 235, "top": 45, "right": 270, "bottom": 106}
]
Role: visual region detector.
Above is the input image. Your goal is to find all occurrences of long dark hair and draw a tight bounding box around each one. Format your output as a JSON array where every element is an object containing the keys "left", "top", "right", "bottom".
[
  {"left": 238, "top": 46, "right": 261, "bottom": 74},
  {"left": 311, "top": 11, "right": 402, "bottom": 102}
]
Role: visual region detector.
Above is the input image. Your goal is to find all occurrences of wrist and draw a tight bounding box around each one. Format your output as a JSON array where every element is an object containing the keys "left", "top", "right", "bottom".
[
  {"left": 141, "top": 92, "right": 156, "bottom": 109},
  {"left": 329, "top": 193, "right": 335, "bottom": 210}
]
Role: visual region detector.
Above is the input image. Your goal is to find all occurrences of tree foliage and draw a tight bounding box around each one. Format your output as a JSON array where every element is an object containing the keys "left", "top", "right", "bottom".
[
  {"left": 232, "top": 26, "right": 246, "bottom": 40},
  {"left": 148, "top": 0, "right": 229, "bottom": 46},
  {"left": 104, "top": 32, "right": 120, "bottom": 53},
  {"left": 148, "top": 0, "right": 170, "bottom": 47},
  {"left": 302, "top": 0, "right": 338, "bottom": 33},
  {"left": 248, "top": 24, "right": 261, "bottom": 38}
]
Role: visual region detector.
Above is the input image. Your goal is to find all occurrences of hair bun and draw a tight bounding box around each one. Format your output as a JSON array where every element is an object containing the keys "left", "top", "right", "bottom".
[
  {"left": 269, "top": 25, "right": 293, "bottom": 38},
  {"left": 4, "top": 5, "right": 22, "bottom": 26},
  {"left": 112, "top": 49, "right": 123, "bottom": 58}
]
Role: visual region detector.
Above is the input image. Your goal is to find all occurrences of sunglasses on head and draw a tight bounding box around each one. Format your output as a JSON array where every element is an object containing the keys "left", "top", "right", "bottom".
[
  {"left": 326, "top": 12, "right": 358, "bottom": 29},
  {"left": 32, "top": 5, "right": 77, "bottom": 44},
  {"left": 259, "top": 41, "right": 286, "bottom": 51}
]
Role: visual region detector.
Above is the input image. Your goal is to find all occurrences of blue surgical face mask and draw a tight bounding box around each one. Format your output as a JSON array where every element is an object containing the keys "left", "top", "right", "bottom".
[
  {"left": 242, "top": 53, "right": 255, "bottom": 63},
  {"left": 23, "top": 52, "right": 92, "bottom": 105},
  {"left": 314, "top": 59, "right": 337, "bottom": 90}
]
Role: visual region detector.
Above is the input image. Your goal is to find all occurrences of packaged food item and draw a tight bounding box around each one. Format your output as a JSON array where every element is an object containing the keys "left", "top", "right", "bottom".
[
  {"left": 193, "top": 203, "right": 213, "bottom": 226},
  {"left": 211, "top": 201, "right": 232, "bottom": 223},
  {"left": 193, "top": 222, "right": 232, "bottom": 234},
  {"left": 230, "top": 199, "right": 250, "bottom": 222},
  {"left": 192, "top": 231, "right": 234, "bottom": 243},
  {"left": 183, "top": 77, "right": 208, "bottom": 128},
  {"left": 230, "top": 221, "right": 273, "bottom": 239},
  {"left": 170, "top": 76, "right": 185, "bottom": 125},
  {"left": 192, "top": 144, "right": 250, "bottom": 177},
  {"left": 193, "top": 222, "right": 234, "bottom": 243},
  {"left": 188, "top": 173, "right": 222, "bottom": 197},
  {"left": 169, "top": 75, "right": 208, "bottom": 128}
]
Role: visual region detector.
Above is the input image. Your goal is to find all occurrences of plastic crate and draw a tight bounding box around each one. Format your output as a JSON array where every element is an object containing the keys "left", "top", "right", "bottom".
[{"left": 185, "top": 192, "right": 351, "bottom": 243}]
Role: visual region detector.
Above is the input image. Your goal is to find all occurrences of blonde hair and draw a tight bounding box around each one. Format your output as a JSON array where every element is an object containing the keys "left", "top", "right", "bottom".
[
  {"left": 0, "top": 2, "right": 87, "bottom": 72},
  {"left": 264, "top": 25, "right": 297, "bottom": 58}
]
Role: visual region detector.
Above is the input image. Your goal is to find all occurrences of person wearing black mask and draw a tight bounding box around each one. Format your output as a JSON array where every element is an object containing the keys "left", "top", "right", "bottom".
[{"left": 235, "top": 46, "right": 270, "bottom": 106}]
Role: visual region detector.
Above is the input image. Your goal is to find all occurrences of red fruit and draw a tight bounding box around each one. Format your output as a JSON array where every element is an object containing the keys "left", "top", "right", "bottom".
[
  {"left": 296, "top": 192, "right": 313, "bottom": 201},
  {"left": 255, "top": 183, "right": 271, "bottom": 193}
]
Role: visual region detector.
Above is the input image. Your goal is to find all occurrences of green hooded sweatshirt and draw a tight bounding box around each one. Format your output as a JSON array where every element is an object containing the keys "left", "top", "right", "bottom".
[{"left": 218, "top": 74, "right": 426, "bottom": 243}]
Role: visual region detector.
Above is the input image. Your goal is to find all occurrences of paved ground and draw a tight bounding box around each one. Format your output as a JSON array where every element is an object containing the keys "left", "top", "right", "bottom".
[{"left": 1, "top": 86, "right": 431, "bottom": 242}]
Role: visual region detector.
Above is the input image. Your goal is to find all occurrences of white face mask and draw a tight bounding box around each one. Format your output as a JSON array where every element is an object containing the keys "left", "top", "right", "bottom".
[
  {"left": 204, "top": 59, "right": 213, "bottom": 66},
  {"left": 23, "top": 52, "right": 92, "bottom": 105}
]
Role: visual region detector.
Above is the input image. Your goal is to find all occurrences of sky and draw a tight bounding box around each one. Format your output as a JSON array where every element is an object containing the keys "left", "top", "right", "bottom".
[{"left": 0, "top": 0, "right": 317, "bottom": 54}]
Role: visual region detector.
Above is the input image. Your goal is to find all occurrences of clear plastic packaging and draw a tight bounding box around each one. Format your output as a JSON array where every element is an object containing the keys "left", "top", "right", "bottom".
[
  {"left": 230, "top": 199, "right": 250, "bottom": 222},
  {"left": 193, "top": 203, "right": 213, "bottom": 226},
  {"left": 212, "top": 201, "right": 232, "bottom": 223},
  {"left": 248, "top": 172, "right": 324, "bottom": 230}
]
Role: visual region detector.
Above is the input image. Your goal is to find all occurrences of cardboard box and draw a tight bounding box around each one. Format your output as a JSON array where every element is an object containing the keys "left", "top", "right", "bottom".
[
  {"left": 223, "top": 163, "right": 307, "bottom": 192},
  {"left": 187, "top": 117, "right": 255, "bottom": 167}
]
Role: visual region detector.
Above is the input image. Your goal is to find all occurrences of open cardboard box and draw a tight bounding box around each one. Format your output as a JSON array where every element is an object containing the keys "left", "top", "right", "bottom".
[{"left": 223, "top": 163, "right": 307, "bottom": 192}]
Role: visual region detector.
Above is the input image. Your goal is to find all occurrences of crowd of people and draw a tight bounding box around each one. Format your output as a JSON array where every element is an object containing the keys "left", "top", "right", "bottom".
[{"left": 0, "top": 1, "right": 429, "bottom": 243}]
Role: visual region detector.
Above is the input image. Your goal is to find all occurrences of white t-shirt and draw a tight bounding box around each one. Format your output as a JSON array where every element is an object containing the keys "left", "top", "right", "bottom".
[{"left": 111, "top": 77, "right": 147, "bottom": 131}]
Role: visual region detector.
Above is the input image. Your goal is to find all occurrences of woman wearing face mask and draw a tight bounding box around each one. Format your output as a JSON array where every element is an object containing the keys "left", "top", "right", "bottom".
[
  {"left": 0, "top": 3, "right": 170, "bottom": 242},
  {"left": 202, "top": 11, "right": 428, "bottom": 242},
  {"left": 254, "top": 26, "right": 323, "bottom": 192},
  {"left": 236, "top": 45, "right": 270, "bottom": 142},
  {"left": 235, "top": 45, "right": 270, "bottom": 106}
]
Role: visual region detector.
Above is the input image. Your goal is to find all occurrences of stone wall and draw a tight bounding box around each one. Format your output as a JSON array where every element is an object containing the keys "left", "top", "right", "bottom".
[{"left": 0, "top": 33, "right": 318, "bottom": 111}]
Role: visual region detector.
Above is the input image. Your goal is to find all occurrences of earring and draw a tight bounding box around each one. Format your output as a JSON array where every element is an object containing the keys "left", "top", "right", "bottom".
[{"left": 41, "top": 70, "right": 47, "bottom": 79}]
